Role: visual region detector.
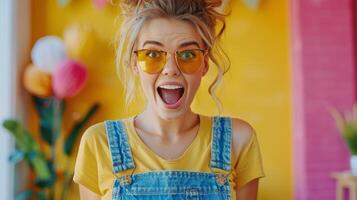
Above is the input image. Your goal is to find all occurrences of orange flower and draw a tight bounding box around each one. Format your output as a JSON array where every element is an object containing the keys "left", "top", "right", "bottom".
[{"left": 23, "top": 64, "right": 53, "bottom": 97}]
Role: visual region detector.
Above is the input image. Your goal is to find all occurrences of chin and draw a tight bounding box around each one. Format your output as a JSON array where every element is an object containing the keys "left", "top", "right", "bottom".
[{"left": 156, "top": 106, "right": 188, "bottom": 121}]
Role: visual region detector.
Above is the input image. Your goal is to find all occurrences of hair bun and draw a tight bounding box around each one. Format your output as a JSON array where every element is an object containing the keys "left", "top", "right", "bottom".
[
  {"left": 120, "top": 0, "right": 230, "bottom": 16},
  {"left": 121, "top": 0, "right": 224, "bottom": 9},
  {"left": 204, "top": 0, "right": 223, "bottom": 8},
  {"left": 204, "top": 0, "right": 231, "bottom": 15}
]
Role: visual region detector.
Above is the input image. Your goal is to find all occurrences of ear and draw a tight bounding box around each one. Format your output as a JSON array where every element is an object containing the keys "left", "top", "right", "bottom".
[
  {"left": 132, "top": 52, "right": 139, "bottom": 75},
  {"left": 202, "top": 56, "right": 209, "bottom": 76},
  {"left": 133, "top": 64, "right": 139, "bottom": 75}
]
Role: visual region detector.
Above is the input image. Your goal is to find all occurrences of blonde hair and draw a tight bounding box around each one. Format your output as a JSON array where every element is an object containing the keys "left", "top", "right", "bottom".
[{"left": 115, "top": 0, "right": 230, "bottom": 113}]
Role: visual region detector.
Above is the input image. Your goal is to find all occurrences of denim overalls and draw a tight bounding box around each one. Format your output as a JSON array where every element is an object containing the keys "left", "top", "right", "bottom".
[{"left": 105, "top": 116, "right": 233, "bottom": 200}]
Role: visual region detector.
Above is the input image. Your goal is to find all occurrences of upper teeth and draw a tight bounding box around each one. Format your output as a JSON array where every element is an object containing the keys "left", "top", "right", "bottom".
[{"left": 159, "top": 85, "right": 183, "bottom": 89}]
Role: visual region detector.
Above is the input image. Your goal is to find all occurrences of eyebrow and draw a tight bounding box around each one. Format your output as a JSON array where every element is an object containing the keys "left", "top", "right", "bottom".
[
  {"left": 143, "top": 40, "right": 163, "bottom": 47},
  {"left": 142, "top": 40, "right": 200, "bottom": 48},
  {"left": 179, "top": 41, "right": 200, "bottom": 48}
]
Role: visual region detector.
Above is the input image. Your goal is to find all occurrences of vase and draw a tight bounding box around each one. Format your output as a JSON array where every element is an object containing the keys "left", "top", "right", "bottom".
[{"left": 351, "top": 155, "right": 357, "bottom": 175}]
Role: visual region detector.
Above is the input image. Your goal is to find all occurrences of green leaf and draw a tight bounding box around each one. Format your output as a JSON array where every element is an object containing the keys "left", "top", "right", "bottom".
[
  {"left": 9, "top": 150, "right": 25, "bottom": 164},
  {"left": 2, "top": 120, "right": 40, "bottom": 153},
  {"left": 35, "top": 160, "right": 57, "bottom": 188},
  {"left": 15, "top": 190, "right": 33, "bottom": 200},
  {"left": 61, "top": 172, "right": 74, "bottom": 200},
  {"left": 328, "top": 106, "right": 347, "bottom": 133},
  {"left": 31, "top": 155, "right": 54, "bottom": 186},
  {"left": 2, "top": 120, "right": 53, "bottom": 183},
  {"left": 64, "top": 103, "right": 100, "bottom": 156},
  {"left": 32, "top": 96, "right": 65, "bottom": 145},
  {"left": 343, "top": 123, "right": 357, "bottom": 155},
  {"left": 36, "top": 191, "right": 47, "bottom": 200}
]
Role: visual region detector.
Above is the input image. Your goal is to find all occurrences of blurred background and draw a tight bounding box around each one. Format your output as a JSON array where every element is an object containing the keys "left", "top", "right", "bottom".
[{"left": 0, "top": 0, "right": 356, "bottom": 200}]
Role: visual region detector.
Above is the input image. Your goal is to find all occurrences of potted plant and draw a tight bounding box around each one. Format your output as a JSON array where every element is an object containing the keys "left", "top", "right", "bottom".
[{"left": 329, "top": 104, "right": 357, "bottom": 174}]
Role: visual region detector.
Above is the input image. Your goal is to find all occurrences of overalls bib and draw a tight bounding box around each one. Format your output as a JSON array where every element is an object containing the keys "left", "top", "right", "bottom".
[{"left": 105, "top": 116, "right": 233, "bottom": 200}]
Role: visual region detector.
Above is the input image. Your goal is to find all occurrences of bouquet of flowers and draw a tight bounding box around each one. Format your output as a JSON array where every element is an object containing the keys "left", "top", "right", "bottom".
[{"left": 2, "top": 34, "right": 100, "bottom": 199}]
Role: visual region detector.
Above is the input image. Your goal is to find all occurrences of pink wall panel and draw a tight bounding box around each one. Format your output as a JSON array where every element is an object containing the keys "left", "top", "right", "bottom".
[{"left": 291, "top": 0, "right": 356, "bottom": 199}]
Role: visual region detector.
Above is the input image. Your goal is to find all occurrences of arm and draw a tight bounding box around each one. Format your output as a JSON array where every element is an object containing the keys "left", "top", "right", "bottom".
[
  {"left": 73, "top": 125, "right": 105, "bottom": 200},
  {"left": 79, "top": 184, "right": 101, "bottom": 200},
  {"left": 231, "top": 118, "right": 264, "bottom": 200},
  {"left": 236, "top": 178, "right": 259, "bottom": 200}
]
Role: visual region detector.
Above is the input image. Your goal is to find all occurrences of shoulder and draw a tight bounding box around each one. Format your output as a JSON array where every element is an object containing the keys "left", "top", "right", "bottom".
[
  {"left": 212, "top": 116, "right": 255, "bottom": 144},
  {"left": 231, "top": 117, "right": 255, "bottom": 145},
  {"left": 80, "top": 118, "right": 132, "bottom": 145},
  {"left": 229, "top": 117, "right": 256, "bottom": 165},
  {"left": 80, "top": 122, "right": 108, "bottom": 146}
]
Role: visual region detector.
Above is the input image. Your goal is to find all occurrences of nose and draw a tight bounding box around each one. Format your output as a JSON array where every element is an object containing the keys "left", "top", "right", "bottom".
[{"left": 161, "top": 54, "right": 180, "bottom": 76}]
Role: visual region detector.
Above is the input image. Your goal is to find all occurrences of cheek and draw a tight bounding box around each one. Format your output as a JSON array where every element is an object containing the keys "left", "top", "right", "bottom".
[
  {"left": 139, "top": 73, "right": 157, "bottom": 98},
  {"left": 186, "top": 75, "right": 202, "bottom": 95}
]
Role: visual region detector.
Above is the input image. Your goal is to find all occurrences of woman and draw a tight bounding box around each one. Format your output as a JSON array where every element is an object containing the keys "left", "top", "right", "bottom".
[{"left": 73, "top": 0, "right": 265, "bottom": 199}]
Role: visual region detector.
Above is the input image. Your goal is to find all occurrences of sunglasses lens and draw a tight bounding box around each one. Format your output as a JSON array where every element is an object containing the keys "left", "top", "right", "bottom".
[
  {"left": 136, "top": 49, "right": 205, "bottom": 74},
  {"left": 176, "top": 49, "right": 205, "bottom": 74},
  {"left": 136, "top": 50, "right": 166, "bottom": 74}
]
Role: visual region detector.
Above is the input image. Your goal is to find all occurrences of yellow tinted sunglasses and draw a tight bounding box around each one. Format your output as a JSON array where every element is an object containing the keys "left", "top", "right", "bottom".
[{"left": 133, "top": 49, "right": 207, "bottom": 74}]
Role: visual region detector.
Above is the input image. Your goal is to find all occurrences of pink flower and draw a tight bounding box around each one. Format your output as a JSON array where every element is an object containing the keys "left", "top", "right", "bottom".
[{"left": 52, "top": 60, "right": 88, "bottom": 99}]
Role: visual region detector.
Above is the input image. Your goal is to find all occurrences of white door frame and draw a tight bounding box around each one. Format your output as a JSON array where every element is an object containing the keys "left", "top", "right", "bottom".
[{"left": 0, "top": 0, "right": 31, "bottom": 200}]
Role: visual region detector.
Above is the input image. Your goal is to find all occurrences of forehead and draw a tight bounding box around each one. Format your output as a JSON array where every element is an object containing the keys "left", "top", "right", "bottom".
[{"left": 136, "top": 17, "right": 204, "bottom": 49}]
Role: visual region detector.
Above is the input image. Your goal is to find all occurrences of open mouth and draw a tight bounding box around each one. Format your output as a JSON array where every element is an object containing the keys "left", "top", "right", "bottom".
[{"left": 157, "top": 84, "right": 185, "bottom": 106}]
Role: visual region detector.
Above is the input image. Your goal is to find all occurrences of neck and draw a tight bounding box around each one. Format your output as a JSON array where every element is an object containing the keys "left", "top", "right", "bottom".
[{"left": 134, "top": 107, "right": 199, "bottom": 138}]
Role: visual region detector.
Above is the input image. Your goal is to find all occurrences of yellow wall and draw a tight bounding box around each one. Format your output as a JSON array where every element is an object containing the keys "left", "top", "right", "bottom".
[
  {"left": 30, "top": 0, "right": 293, "bottom": 199},
  {"left": 217, "top": 1, "right": 293, "bottom": 199}
]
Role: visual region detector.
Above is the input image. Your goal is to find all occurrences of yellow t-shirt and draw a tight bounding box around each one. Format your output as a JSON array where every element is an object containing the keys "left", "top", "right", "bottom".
[{"left": 73, "top": 115, "right": 265, "bottom": 199}]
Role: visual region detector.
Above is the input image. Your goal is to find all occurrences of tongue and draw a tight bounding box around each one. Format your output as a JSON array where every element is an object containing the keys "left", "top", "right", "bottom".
[{"left": 160, "top": 88, "right": 182, "bottom": 105}]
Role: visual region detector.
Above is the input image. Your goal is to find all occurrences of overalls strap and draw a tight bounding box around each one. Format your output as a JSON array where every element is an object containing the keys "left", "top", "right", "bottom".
[
  {"left": 105, "top": 120, "right": 135, "bottom": 174},
  {"left": 210, "top": 116, "right": 233, "bottom": 171}
]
